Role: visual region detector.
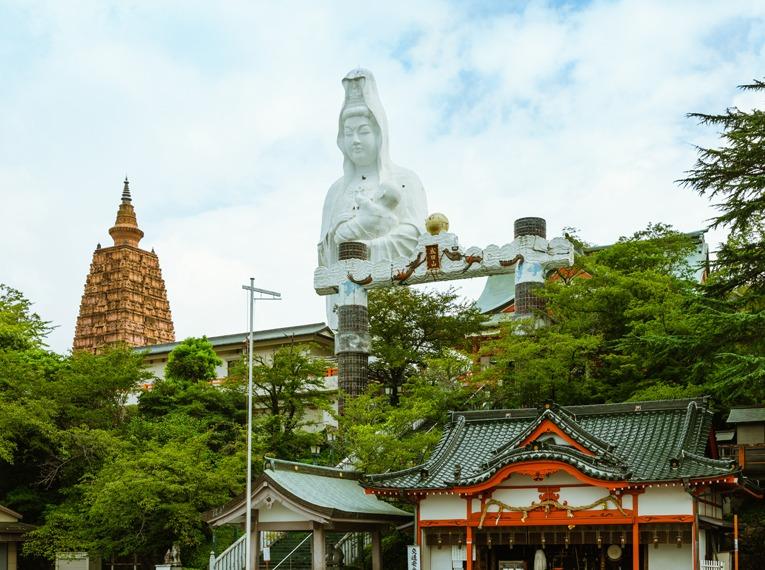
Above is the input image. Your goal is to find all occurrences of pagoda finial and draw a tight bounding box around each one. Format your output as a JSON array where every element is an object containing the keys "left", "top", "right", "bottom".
[
  {"left": 109, "top": 177, "right": 144, "bottom": 247},
  {"left": 122, "top": 176, "right": 132, "bottom": 203}
]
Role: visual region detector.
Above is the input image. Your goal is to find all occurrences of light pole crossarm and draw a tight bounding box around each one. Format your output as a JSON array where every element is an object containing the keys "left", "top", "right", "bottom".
[{"left": 241, "top": 284, "right": 282, "bottom": 298}]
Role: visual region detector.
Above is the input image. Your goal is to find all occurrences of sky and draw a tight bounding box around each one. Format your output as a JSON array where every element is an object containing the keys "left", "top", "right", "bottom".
[{"left": 1, "top": 0, "right": 764, "bottom": 354}]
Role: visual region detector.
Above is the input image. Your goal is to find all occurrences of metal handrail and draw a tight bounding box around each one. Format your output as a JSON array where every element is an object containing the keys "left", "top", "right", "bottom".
[
  {"left": 271, "top": 532, "right": 312, "bottom": 570},
  {"left": 209, "top": 533, "right": 246, "bottom": 570}
]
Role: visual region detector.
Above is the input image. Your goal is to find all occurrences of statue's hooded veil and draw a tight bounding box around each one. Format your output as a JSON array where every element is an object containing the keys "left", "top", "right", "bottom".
[{"left": 336, "top": 69, "right": 393, "bottom": 194}]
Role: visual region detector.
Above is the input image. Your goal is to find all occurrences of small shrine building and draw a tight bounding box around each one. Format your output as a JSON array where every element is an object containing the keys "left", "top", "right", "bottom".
[{"left": 363, "top": 397, "right": 747, "bottom": 570}]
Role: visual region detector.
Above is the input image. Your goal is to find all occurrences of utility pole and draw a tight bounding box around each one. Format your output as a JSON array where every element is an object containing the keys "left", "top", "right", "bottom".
[{"left": 242, "top": 278, "right": 281, "bottom": 570}]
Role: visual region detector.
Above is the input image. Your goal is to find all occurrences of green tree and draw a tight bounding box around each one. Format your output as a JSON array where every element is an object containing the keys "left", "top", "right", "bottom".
[
  {"left": 679, "top": 79, "right": 765, "bottom": 299},
  {"left": 477, "top": 226, "right": 709, "bottom": 407},
  {"left": 164, "top": 336, "right": 222, "bottom": 382},
  {"left": 674, "top": 79, "right": 765, "bottom": 406},
  {"left": 0, "top": 284, "right": 51, "bottom": 350},
  {"left": 25, "top": 415, "right": 243, "bottom": 568},
  {"left": 340, "top": 383, "right": 442, "bottom": 473},
  {"left": 368, "top": 286, "right": 487, "bottom": 405},
  {"left": 339, "top": 352, "right": 473, "bottom": 473},
  {"left": 230, "top": 344, "right": 331, "bottom": 459}
]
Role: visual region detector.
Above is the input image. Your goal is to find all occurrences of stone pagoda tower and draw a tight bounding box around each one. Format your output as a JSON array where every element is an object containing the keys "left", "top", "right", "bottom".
[{"left": 73, "top": 178, "right": 175, "bottom": 352}]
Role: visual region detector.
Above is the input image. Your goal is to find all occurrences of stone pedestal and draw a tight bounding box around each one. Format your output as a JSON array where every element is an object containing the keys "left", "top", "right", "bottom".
[
  {"left": 514, "top": 217, "right": 547, "bottom": 316},
  {"left": 335, "top": 242, "right": 370, "bottom": 414}
]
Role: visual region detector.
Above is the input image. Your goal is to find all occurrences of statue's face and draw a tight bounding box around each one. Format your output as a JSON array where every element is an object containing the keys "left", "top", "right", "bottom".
[{"left": 342, "top": 115, "right": 378, "bottom": 167}]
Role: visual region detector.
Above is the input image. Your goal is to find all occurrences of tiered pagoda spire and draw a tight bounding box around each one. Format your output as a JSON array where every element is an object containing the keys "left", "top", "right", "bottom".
[
  {"left": 73, "top": 178, "right": 175, "bottom": 352},
  {"left": 108, "top": 177, "right": 145, "bottom": 247}
]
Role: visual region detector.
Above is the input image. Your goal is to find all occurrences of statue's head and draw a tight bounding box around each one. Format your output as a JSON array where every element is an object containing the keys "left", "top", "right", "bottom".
[
  {"left": 341, "top": 110, "right": 379, "bottom": 167},
  {"left": 338, "top": 68, "right": 390, "bottom": 175}
]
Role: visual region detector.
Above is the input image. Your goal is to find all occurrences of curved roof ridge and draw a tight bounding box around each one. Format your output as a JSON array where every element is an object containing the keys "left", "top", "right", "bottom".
[
  {"left": 485, "top": 441, "right": 625, "bottom": 471},
  {"left": 492, "top": 405, "right": 615, "bottom": 458},
  {"left": 265, "top": 457, "right": 362, "bottom": 479},
  {"left": 680, "top": 449, "right": 736, "bottom": 471},
  {"left": 457, "top": 447, "right": 629, "bottom": 486},
  {"left": 673, "top": 400, "right": 703, "bottom": 459}
]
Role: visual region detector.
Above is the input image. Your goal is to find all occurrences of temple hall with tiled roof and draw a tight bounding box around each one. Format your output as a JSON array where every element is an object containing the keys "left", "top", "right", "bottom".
[{"left": 359, "top": 398, "right": 752, "bottom": 570}]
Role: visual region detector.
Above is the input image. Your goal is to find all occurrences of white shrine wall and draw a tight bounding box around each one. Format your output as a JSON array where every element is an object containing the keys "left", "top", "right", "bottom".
[
  {"left": 419, "top": 494, "right": 464, "bottom": 520},
  {"left": 419, "top": 471, "right": 637, "bottom": 523},
  {"left": 647, "top": 543, "right": 692, "bottom": 570},
  {"left": 428, "top": 546, "right": 452, "bottom": 569},
  {"left": 640, "top": 487, "right": 693, "bottom": 515},
  {"left": 491, "top": 472, "right": 621, "bottom": 509}
]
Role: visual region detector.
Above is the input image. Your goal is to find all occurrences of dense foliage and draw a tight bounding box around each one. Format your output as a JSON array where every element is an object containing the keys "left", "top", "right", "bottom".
[
  {"left": 229, "top": 344, "right": 332, "bottom": 460},
  {"left": 368, "top": 286, "right": 487, "bottom": 404},
  {"left": 0, "top": 319, "right": 246, "bottom": 569}
]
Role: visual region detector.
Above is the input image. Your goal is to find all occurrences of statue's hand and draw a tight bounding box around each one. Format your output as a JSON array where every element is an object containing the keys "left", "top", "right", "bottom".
[{"left": 334, "top": 219, "right": 362, "bottom": 242}]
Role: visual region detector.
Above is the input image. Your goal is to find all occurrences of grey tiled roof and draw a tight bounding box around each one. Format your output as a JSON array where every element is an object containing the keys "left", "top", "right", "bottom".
[
  {"left": 727, "top": 406, "right": 765, "bottom": 424},
  {"left": 364, "top": 398, "right": 736, "bottom": 491},
  {"left": 263, "top": 459, "right": 411, "bottom": 520},
  {"left": 136, "top": 322, "right": 333, "bottom": 355}
]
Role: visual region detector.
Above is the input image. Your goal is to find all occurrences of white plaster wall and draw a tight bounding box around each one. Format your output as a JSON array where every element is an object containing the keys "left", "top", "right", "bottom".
[
  {"left": 492, "top": 488, "right": 540, "bottom": 507},
  {"left": 420, "top": 495, "right": 464, "bottom": 520},
  {"left": 471, "top": 498, "right": 481, "bottom": 516},
  {"left": 640, "top": 487, "right": 692, "bottom": 515},
  {"left": 647, "top": 543, "right": 692, "bottom": 570},
  {"left": 427, "top": 545, "right": 453, "bottom": 570},
  {"left": 257, "top": 501, "right": 310, "bottom": 523},
  {"left": 557, "top": 486, "right": 612, "bottom": 505}
]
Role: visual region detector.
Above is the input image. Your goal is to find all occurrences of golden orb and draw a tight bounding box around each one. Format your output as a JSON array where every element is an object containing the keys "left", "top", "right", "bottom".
[{"left": 425, "top": 213, "right": 450, "bottom": 236}]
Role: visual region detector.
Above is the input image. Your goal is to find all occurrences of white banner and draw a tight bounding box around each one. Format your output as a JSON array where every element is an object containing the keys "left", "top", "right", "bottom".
[{"left": 407, "top": 545, "right": 421, "bottom": 570}]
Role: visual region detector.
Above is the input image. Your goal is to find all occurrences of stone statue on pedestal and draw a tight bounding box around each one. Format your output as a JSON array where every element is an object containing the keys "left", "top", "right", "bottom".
[
  {"left": 318, "top": 68, "right": 428, "bottom": 328},
  {"left": 162, "top": 543, "right": 181, "bottom": 567}
]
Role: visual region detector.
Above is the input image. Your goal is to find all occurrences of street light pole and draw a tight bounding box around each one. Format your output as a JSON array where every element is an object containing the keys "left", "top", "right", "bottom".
[{"left": 242, "top": 278, "right": 281, "bottom": 570}]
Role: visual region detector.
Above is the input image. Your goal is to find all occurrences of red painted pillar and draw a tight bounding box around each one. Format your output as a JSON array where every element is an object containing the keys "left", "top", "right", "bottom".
[
  {"left": 632, "top": 492, "right": 640, "bottom": 570},
  {"left": 466, "top": 525, "right": 473, "bottom": 570}
]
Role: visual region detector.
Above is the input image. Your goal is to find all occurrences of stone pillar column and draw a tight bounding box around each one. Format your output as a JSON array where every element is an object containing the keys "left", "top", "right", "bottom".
[
  {"left": 335, "top": 241, "right": 370, "bottom": 414},
  {"left": 371, "top": 529, "right": 382, "bottom": 570},
  {"left": 312, "top": 524, "right": 326, "bottom": 570},
  {"left": 514, "top": 217, "right": 547, "bottom": 317}
]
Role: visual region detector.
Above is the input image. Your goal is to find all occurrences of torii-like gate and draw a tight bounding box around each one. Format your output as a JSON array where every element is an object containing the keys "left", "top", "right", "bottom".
[{"left": 314, "top": 215, "right": 574, "bottom": 408}]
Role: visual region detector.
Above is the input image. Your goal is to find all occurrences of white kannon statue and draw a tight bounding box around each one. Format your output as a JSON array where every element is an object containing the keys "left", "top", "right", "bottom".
[{"left": 318, "top": 68, "right": 428, "bottom": 327}]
